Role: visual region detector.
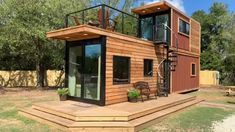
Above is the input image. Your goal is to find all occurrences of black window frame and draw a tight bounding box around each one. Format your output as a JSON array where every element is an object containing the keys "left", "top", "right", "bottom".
[
  {"left": 191, "top": 63, "right": 196, "bottom": 76},
  {"left": 144, "top": 59, "right": 153, "bottom": 77},
  {"left": 113, "top": 56, "right": 131, "bottom": 84},
  {"left": 179, "top": 18, "right": 190, "bottom": 36}
]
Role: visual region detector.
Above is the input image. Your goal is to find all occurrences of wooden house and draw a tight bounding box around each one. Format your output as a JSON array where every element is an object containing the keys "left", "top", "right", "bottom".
[{"left": 47, "top": 1, "right": 201, "bottom": 106}]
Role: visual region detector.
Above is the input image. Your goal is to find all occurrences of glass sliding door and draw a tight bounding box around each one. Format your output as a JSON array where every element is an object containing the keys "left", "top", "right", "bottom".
[
  {"left": 155, "top": 14, "right": 170, "bottom": 42},
  {"left": 68, "top": 46, "right": 82, "bottom": 97},
  {"left": 67, "top": 41, "right": 102, "bottom": 103},
  {"left": 84, "top": 44, "right": 101, "bottom": 100}
]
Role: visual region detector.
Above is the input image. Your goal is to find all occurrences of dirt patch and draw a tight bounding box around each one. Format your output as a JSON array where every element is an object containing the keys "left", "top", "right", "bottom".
[
  {"left": 212, "top": 114, "right": 235, "bottom": 132},
  {"left": 0, "top": 118, "right": 21, "bottom": 126}
]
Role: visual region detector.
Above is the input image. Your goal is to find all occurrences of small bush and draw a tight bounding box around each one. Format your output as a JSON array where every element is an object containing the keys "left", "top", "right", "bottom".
[
  {"left": 57, "top": 88, "right": 69, "bottom": 96},
  {"left": 127, "top": 89, "right": 140, "bottom": 99}
]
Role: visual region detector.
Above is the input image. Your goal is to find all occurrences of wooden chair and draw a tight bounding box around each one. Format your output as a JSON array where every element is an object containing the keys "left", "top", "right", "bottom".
[
  {"left": 71, "top": 9, "right": 117, "bottom": 31},
  {"left": 133, "top": 81, "right": 157, "bottom": 102},
  {"left": 71, "top": 16, "right": 81, "bottom": 26},
  {"left": 97, "top": 8, "right": 117, "bottom": 31}
]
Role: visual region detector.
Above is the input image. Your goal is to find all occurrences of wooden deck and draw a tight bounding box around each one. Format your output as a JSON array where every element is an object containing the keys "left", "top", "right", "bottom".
[{"left": 19, "top": 94, "right": 203, "bottom": 132}]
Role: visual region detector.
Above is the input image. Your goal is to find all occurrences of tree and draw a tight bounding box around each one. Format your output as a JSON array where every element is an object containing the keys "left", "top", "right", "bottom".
[
  {"left": 192, "top": 2, "right": 235, "bottom": 85},
  {"left": 0, "top": 0, "right": 91, "bottom": 87},
  {"left": 0, "top": 0, "right": 135, "bottom": 87}
]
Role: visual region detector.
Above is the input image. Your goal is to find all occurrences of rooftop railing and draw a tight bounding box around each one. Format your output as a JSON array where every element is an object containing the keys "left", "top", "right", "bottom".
[{"left": 65, "top": 4, "right": 139, "bottom": 37}]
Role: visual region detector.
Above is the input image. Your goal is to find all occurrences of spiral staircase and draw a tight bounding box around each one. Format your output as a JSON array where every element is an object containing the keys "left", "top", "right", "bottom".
[{"left": 154, "top": 24, "right": 179, "bottom": 97}]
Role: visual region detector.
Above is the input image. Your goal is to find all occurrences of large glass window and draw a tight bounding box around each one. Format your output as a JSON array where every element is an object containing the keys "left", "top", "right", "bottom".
[
  {"left": 179, "top": 19, "right": 190, "bottom": 35},
  {"left": 113, "top": 56, "right": 130, "bottom": 84},
  {"left": 84, "top": 44, "right": 101, "bottom": 100},
  {"left": 141, "top": 17, "right": 153, "bottom": 41},
  {"left": 68, "top": 42, "right": 102, "bottom": 101},
  {"left": 144, "top": 59, "right": 153, "bottom": 77},
  {"left": 68, "top": 46, "right": 82, "bottom": 97},
  {"left": 155, "top": 14, "right": 169, "bottom": 42}
]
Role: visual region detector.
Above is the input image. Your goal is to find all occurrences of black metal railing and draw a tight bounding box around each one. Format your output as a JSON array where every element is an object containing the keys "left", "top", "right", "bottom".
[
  {"left": 65, "top": 4, "right": 139, "bottom": 37},
  {"left": 153, "top": 24, "right": 171, "bottom": 44}
]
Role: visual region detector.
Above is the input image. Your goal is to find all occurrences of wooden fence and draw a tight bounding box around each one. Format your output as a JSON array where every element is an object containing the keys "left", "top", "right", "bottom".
[{"left": 0, "top": 70, "right": 64, "bottom": 87}]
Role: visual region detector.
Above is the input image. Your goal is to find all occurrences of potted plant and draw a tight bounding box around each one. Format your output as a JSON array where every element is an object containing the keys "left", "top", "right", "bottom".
[
  {"left": 127, "top": 89, "right": 140, "bottom": 102},
  {"left": 57, "top": 88, "right": 69, "bottom": 101}
]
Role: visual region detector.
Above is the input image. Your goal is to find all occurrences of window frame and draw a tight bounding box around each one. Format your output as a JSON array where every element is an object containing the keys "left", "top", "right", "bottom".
[
  {"left": 113, "top": 56, "right": 131, "bottom": 85},
  {"left": 144, "top": 59, "right": 153, "bottom": 77},
  {"left": 191, "top": 63, "right": 196, "bottom": 76},
  {"left": 178, "top": 18, "right": 190, "bottom": 37}
]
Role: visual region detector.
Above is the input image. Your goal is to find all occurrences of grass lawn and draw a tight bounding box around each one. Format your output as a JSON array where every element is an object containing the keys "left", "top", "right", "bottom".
[
  {"left": 0, "top": 87, "right": 235, "bottom": 132},
  {"left": 0, "top": 89, "right": 61, "bottom": 132},
  {"left": 188, "top": 87, "right": 235, "bottom": 105},
  {"left": 141, "top": 105, "right": 235, "bottom": 132}
]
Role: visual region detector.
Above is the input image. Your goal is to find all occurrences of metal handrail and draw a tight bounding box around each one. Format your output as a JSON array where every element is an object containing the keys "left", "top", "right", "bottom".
[{"left": 64, "top": 4, "right": 139, "bottom": 36}]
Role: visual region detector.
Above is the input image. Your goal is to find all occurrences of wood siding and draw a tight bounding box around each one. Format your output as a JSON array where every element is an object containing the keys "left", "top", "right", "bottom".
[
  {"left": 171, "top": 55, "right": 199, "bottom": 92},
  {"left": 105, "top": 37, "right": 159, "bottom": 105},
  {"left": 190, "top": 19, "right": 201, "bottom": 53}
]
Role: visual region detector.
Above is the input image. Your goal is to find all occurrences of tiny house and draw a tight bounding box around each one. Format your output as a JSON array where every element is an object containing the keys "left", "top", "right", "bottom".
[{"left": 47, "top": 1, "right": 201, "bottom": 106}]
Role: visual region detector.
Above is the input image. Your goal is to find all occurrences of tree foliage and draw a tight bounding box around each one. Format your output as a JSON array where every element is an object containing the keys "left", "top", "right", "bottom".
[
  {"left": 192, "top": 3, "right": 235, "bottom": 85},
  {"left": 0, "top": 0, "right": 134, "bottom": 87}
]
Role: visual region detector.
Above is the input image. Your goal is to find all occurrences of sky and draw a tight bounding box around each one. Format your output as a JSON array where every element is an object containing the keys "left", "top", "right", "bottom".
[{"left": 134, "top": 0, "right": 235, "bottom": 16}]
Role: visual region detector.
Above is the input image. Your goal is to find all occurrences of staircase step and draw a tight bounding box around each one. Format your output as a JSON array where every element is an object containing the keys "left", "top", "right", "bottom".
[
  {"left": 124, "top": 96, "right": 197, "bottom": 121},
  {"left": 19, "top": 95, "right": 200, "bottom": 132},
  {"left": 19, "top": 108, "right": 74, "bottom": 130},
  {"left": 169, "top": 55, "right": 177, "bottom": 58},
  {"left": 32, "top": 105, "right": 77, "bottom": 121},
  {"left": 130, "top": 99, "right": 204, "bottom": 131},
  {"left": 19, "top": 108, "right": 133, "bottom": 131}
]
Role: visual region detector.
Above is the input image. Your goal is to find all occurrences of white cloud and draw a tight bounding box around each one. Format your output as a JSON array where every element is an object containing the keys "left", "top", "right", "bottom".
[{"left": 147, "top": 0, "right": 186, "bottom": 13}]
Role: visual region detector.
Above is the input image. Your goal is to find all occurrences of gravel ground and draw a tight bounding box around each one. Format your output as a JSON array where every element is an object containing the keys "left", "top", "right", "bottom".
[{"left": 212, "top": 114, "right": 235, "bottom": 132}]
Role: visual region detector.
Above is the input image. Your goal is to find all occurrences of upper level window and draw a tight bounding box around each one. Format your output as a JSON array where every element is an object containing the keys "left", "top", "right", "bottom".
[
  {"left": 179, "top": 19, "right": 190, "bottom": 36},
  {"left": 191, "top": 63, "right": 196, "bottom": 76},
  {"left": 144, "top": 59, "right": 153, "bottom": 77},
  {"left": 113, "top": 56, "right": 130, "bottom": 84},
  {"left": 141, "top": 17, "right": 153, "bottom": 41}
]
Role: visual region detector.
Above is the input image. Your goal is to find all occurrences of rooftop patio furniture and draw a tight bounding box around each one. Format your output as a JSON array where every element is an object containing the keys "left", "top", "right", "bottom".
[
  {"left": 71, "top": 16, "right": 81, "bottom": 25},
  {"left": 71, "top": 8, "right": 117, "bottom": 31},
  {"left": 133, "top": 81, "right": 157, "bottom": 102}
]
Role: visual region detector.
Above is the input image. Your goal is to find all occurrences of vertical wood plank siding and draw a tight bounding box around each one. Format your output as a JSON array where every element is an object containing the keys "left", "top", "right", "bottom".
[{"left": 190, "top": 19, "right": 201, "bottom": 53}]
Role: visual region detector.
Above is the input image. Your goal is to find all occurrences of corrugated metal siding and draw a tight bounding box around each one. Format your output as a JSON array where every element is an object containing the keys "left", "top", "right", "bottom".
[
  {"left": 172, "top": 55, "right": 199, "bottom": 92},
  {"left": 172, "top": 10, "right": 190, "bottom": 51}
]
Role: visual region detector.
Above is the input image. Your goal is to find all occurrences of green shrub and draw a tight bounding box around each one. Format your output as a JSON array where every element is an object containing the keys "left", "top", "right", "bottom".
[
  {"left": 127, "top": 89, "right": 140, "bottom": 99},
  {"left": 57, "top": 88, "right": 69, "bottom": 96}
]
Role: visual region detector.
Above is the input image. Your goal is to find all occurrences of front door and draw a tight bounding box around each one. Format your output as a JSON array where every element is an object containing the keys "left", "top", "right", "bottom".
[{"left": 67, "top": 39, "right": 103, "bottom": 104}]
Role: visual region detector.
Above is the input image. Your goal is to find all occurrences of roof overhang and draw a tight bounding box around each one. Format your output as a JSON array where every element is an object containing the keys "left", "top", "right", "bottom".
[
  {"left": 46, "top": 25, "right": 153, "bottom": 44},
  {"left": 46, "top": 25, "right": 102, "bottom": 41},
  {"left": 132, "top": 1, "right": 170, "bottom": 15},
  {"left": 132, "top": 1, "right": 190, "bottom": 20}
]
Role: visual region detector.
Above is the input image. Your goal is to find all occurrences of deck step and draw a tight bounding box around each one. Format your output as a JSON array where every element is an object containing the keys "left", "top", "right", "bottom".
[
  {"left": 131, "top": 99, "right": 204, "bottom": 132},
  {"left": 19, "top": 108, "right": 74, "bottom": 128},
  {"left": 19, "top": 108, "right": 133, "bottom": 131},
  {"left": 19, "top": 95, "right": 201, "bottom": 132},
  {"left": 31, "top": 95, "right": 196, "bottom": 122},
  {"left": 128, "top": 96, "right": 196, "bottom": 120}
]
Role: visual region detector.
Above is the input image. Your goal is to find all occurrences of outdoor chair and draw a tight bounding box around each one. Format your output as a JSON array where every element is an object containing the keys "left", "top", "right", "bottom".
[
  {"left": 71, "top": 16, "right": 81, "bottom": 26},
  {"left": 71, "top": 9, "right": 117, "bottom": 31},
  {"left": 97, "top": 8, "right": 117, "bottom": 31},
  {"left": 133, "top": 81, "right": 157, "bottom": 102}
]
